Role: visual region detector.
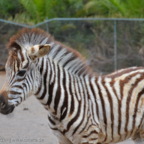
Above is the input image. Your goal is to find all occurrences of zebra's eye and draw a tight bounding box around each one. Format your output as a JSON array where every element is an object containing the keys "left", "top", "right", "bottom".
[{"left": 17, "top": 70, "right": 26, "bottom": 77}]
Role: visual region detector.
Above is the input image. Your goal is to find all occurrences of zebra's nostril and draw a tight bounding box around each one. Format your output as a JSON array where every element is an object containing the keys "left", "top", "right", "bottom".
[
  {"left": 0, "top": 102, "right": 6, "bottom": 109},
  {"left": 0, "top": 95, "right": 8, "bottom": 114},
  {"left": 0, "top": 95, "right": 5, "bottom": 102},
  {"left": 0, "top": 94, "right": 7, "bottom": 102},
  {"left": 0, "top": 95, "right": 6, "bottom": 108},
  {"left": 0, "top": 94, "right": 15, "bottom": 114}
]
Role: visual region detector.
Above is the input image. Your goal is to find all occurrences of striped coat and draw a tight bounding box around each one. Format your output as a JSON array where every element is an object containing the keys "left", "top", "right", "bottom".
[{"left": 0, "top": 29, "right": 144, "bottom": 144}]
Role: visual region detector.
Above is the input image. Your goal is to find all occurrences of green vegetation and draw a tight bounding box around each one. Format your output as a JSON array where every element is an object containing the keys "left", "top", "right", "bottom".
[
  {"left": 0, "top": 0, "right": 144, "bottom": 24},
  {"left": 0, "top": 0, "right": 144, "bottom": 73},
  {"left": 84, "top": 0, "right": 144, "bottom": 18}
]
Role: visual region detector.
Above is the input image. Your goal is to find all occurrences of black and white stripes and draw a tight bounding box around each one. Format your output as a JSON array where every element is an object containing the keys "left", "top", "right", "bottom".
[{"left": 1, "top": 28, "right": 144, "bottom": 144}]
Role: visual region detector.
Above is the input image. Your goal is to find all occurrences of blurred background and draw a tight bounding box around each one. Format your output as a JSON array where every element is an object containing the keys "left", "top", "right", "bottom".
[
  {"left": 0, "top": 1, "right": 144, "bottom": 144},
  {"left": 0, "top": 0, "right": 144, "bottom": 74}
]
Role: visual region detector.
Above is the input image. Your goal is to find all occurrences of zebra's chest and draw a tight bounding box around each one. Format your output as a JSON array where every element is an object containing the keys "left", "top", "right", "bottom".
[{"left": 47, "top": 114, "right": 82, "bottom": 143}]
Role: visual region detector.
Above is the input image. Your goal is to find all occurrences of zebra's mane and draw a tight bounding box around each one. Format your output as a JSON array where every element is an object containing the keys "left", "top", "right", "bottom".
[{"left": 8, "top": 28, "right": 93, "bottom": 76}]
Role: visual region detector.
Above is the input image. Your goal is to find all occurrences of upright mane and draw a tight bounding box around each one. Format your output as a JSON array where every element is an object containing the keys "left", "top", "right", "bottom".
[{"left": 8, "top": 28, "right": 93, "bottom": 76}]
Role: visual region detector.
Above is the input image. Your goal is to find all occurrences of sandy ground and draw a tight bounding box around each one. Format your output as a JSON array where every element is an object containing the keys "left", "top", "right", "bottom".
[{"left": 0, "top": 73, "right": 135, "bottom": 144}]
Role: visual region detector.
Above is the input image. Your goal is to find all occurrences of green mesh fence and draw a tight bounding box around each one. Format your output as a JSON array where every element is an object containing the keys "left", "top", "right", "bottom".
[{"left": 0, "top": 18, "right": 144, "bottom": 74}]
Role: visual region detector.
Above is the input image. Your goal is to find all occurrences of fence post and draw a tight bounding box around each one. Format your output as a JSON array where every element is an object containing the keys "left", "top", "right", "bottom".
[
  {"left": 114, "top": 20, "right": 117, "bottom": 71},
  {"left": 45, "top": 18, "right": 49, "bottom": 32}
]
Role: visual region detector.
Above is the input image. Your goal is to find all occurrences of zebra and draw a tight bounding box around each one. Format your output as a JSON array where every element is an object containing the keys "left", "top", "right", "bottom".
[{"left": 0, "top": 28, "right": 144, "bottom": 144}]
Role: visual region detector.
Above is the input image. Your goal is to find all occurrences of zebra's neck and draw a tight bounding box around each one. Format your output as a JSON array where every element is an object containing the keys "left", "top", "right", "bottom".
[{"left": 35, "top": 57, "right": 89, "bottom": 119}]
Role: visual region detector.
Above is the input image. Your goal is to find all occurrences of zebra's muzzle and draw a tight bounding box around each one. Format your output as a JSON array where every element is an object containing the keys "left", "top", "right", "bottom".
[{"left": 0, "top": 95, "right": 15, "bottom": 115}]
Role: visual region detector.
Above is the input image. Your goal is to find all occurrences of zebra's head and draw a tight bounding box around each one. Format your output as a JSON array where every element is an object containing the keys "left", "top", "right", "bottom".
[{"left": 0, "top": 29, "right": 51, "bottom": 114}]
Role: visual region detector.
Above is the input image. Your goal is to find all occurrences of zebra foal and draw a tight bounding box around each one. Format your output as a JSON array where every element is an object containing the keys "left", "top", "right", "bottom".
[{"left": 0, "top": 28, "right": 144, "bottom": 144}]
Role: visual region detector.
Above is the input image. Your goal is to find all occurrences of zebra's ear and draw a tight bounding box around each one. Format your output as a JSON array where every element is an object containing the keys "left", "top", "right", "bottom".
[{"left": 28, "top": 44, "right": 51, "bottom": 60}]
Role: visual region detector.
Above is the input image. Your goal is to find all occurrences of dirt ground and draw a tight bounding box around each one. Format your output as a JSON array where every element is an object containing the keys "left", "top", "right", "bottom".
[{"left": 0, "top": 72, "right": 135, "bottom": 144}]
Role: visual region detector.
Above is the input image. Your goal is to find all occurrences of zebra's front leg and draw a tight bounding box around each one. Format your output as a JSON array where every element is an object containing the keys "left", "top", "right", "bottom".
[
  {"left": 59, "top": 142, "right": 73, "bottom": 144},
  {"left": 49, "top": 128, "right": 73, "bottom": 144},
  {"left": 132, "top": 129, "right": 144, "bottom": 144},
  {"left": 53, "top": 130, "right": 73, "bottom": 144},
  {"left": 58, "top": 138, "right": 73, "bottom": 144}
]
